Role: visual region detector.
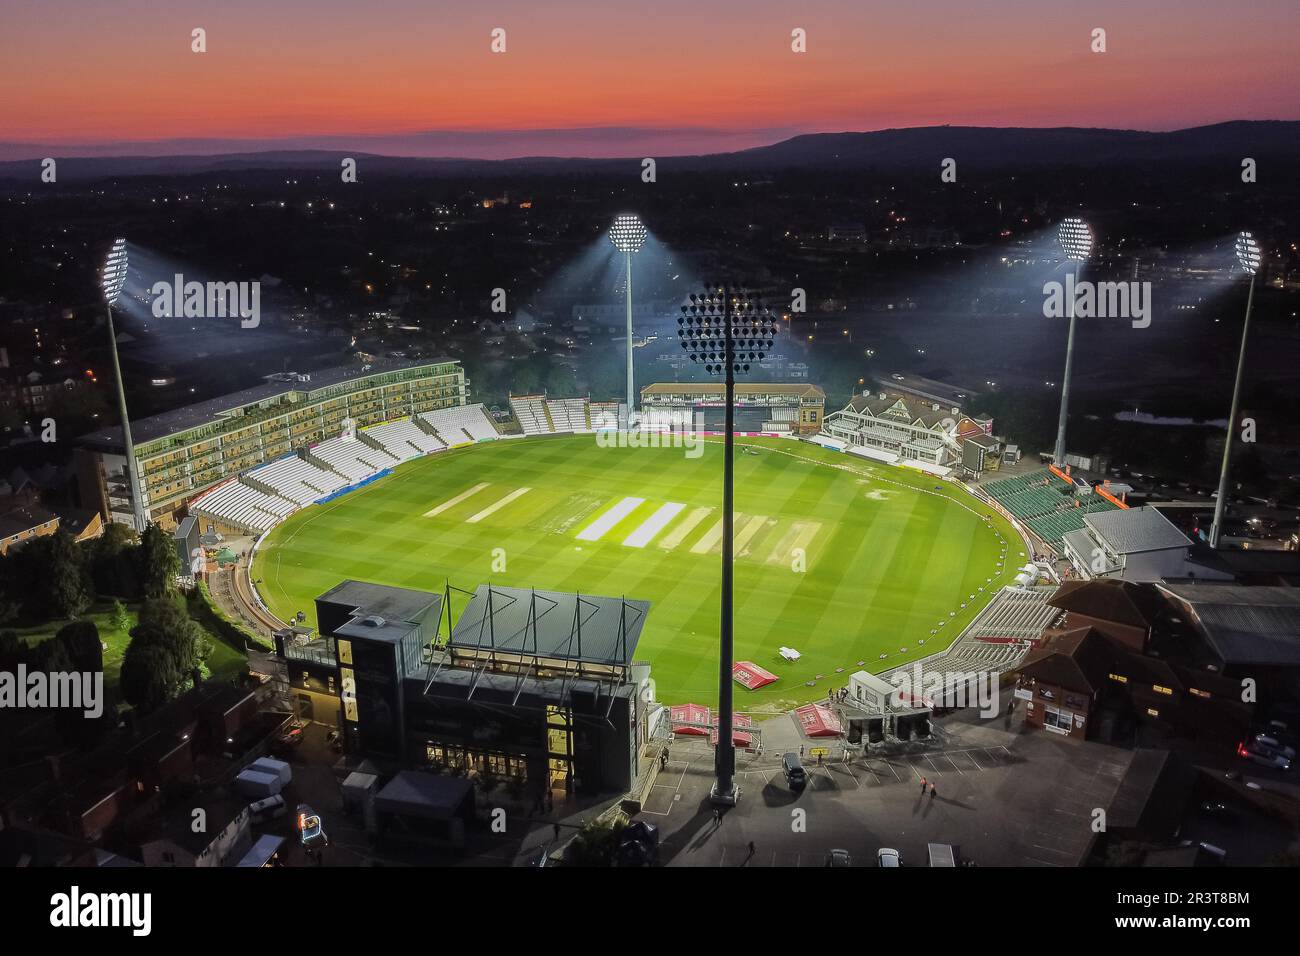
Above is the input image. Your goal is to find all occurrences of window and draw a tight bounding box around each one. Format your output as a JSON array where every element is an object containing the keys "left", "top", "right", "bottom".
[
  {"left": 1189, "top": 688, "right": 1211, "bottom": 699},
  {"left": 1107, "top": 672, "right": 1128, "bottom": 684},
  {"left": 337, "top": 638, "right": 353, "bottom": 665},
  {"left": 1146, "top": 708, "right": 1160, "bottom": 718},
  {"left": 1153, "top": 684, "right": 1173, "bottom": 696},
  {"left": 1043, "top": 707, "right": 1078, "bottom": 732}
]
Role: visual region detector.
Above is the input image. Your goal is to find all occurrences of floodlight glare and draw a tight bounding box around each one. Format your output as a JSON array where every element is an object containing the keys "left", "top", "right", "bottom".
[
  {"left": 102, "top": 237, "right": 129, "bottom": 305},
  {"left": 1058, "top": 218, "right": 1093, "bottom": 261},
  {"left": 1235, "top": 230, "right": 1261, "bottom": 275},
  {"left": 608, "top": 214, "right": 647, "bottom": 254}
]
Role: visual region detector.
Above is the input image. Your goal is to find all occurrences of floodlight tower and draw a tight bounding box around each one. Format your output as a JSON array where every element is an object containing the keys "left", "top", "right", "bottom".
[
  {"left": 1209, "top": 231, "right": 1262, "bottom": 548},
  {"left": 1052, "top": 218, "right": 1094, "bottom": 466},
  {"left": 609, "top": 214, "right": 647, "bottom": 423},
  {"left": 678, "top": 285, "right": 776, "bottom": 806},
  {"left": 101, "top": 238, "right": 146, "bottom": 532}
]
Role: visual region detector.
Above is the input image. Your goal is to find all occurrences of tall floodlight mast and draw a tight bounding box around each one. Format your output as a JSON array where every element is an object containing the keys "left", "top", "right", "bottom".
[
  {"left": 1209, "top": 231, "right": 1262, "bottom": 548},
  {"left": 609, "top": 215, "right": 647, "bottom": 424},
  {"left": 1053, "top": 218, "right": 1094, "bottom": 466},
  {"left": 101, "top": 238, "right": 147, "bottom": 532},
  {"left": 678, "top": 285, "right": 776, "bottom": 806}
]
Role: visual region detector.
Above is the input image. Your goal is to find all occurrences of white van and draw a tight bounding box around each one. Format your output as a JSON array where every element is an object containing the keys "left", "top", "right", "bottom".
[{"left": 248, "top": 794, "right": 287, "bottom": 824}]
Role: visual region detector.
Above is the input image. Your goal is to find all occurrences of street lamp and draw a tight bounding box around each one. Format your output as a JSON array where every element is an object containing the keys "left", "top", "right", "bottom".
[
  {"left": 609, "top": 214, "right": 647, "bottom": 425},
  {"left": 101, "top": 238, "right": 146, "bottom": 532},
  {"left": 1209, "top": 231, "right": 1262, "bottom": 548},
  {"left": 679, "top": 285, "right": 777, "bottom": 806},
  {"left": 1053, "top": 217, "right": 1093, "bottom": 465}
]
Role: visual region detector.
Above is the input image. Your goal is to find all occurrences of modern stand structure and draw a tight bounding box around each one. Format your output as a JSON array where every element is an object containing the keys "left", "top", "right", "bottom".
[
  {"left": 609, "top": 215, "right": 647, "bottom": 425},
  {"left": 678, "top": 285, "right": 776, "bottom": 805},
  {"left": 1053, "top": 218, "right": 1094, "bottom": 466},
  {"left": 1209, "top": 231, "right": 1263, "bottom": 548},
  {"left": 101, "top": 238, "right": 147, "bottom": 532}
]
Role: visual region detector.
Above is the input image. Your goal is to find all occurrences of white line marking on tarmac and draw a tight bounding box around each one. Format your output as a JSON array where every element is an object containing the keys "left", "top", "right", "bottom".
[
  {"left": 423, "top": 482, "right": 489, "bottom": 517},
  {"left": 465, "top": 487, "right": 531, "bottom": 523},
  {"left": 623, "top": 502, "right": 685, "bottom": 548},
  {"left": 576, "top": 496, "right": 644, "bottom": 541}
]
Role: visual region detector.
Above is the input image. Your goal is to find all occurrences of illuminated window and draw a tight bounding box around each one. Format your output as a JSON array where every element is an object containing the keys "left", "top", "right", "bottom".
[
  {"left": 337, "top": 639, "right": 353, "bottom": 665},
  {"left": 1189, "top": 688, "right": 1211, "bottom": 699},
  {"left": 1107, "top": 673, "right": 1128, "bottom": 684},
  {"left": 1146, "top": 708, "right": 1160, "bottom": 718},
  {"left": 340, "top": 666, "right": 358, "bottom": 722},
  {"left": 1153, "top": 685, "right": 1173, "bottom": 696}
]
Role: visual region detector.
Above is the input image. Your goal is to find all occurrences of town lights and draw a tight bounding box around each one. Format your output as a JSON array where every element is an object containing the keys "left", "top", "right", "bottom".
[
  {"left": 678, "top": 285, "right": 776, "bottom": 806},
  {"left": 101, "top": 238, "right": 146, "bottom": 532},
  {"left": 1210, "top": 231, "right": 1263, "bottom": 548},
  {"left": 1052, "top": 217, "right": 1094, "bottom": 465},
  {"left": 609, "top": 214, "right": 648, "bottom": 423}
]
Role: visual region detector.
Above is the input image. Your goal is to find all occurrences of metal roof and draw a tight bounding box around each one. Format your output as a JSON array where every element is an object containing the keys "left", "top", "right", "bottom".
[
  {"left": 1084, "top": 506, "right": 1190, "bottom": 555},
  {"left": 448, "top": 585, "right": 649, "bottom": 667},
  {"left": 1158, "top": 583, "right": 1300, "bottom": 667}
]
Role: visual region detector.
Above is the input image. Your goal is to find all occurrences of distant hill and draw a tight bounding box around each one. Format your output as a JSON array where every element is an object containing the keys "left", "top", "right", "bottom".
[{"left": 1, "top": 121, "right": 1296, "bottom": 180}]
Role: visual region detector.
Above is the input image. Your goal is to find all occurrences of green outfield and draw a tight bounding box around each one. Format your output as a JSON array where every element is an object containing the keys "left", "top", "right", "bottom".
[{"left": 252, "top": 434, "right": 1024, "bottom": 711}]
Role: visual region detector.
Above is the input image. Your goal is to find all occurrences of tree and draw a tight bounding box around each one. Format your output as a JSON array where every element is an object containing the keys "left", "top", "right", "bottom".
[
  {"left": 137, "top": 523, "right": 180, "bottom": 599},
  {"left": 54, "top": 620, "right": 104, "bottom": 674},
  {"left": 120, "top": 643, "right": 177, "bottom": 714},
  {"left": 111, "top": 599, "right": 131, "bottom": 634},
  {"left": 18, "top": 531, "right": 92, "bottom": 620},
  {"left": 129, "top": 598, "right": 203, "bottom": 685},
  {"left": 88, "top": 523, "right": 141, "bottom": 598}
]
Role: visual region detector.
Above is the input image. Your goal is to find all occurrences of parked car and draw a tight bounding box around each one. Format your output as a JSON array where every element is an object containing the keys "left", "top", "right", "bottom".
[
  {"left": 1237, "top": 741, "right": 1291, "bottom": 770},
  {"left": 248, "top": 794, "right": 287, "bottom": 824},
  {"left": 782, "top": 752, "right": 807, "bottom": 790},
  {"left": 825, "top": 849, "right": 852, "bottom": 867},
  {"left": 1252, "top": 734, "right": 1296, "bottom": 761},
  {"left": 876, "top": 847, "right": 901, "bottom": 867}
]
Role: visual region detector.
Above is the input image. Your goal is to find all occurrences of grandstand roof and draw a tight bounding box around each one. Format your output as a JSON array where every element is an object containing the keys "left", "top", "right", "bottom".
[
  {"left": 1156, "top": 583, "right": 1300, "bottom": 667},
  {"left": 1016, "top": 627, "right": 1105, "bottom": 695},
  {"left": 1084, "top": 506, "right": 1191, "bottom": 555},
  {"left": 79, "top": 357, "right": 457, "bottom": 450},
  {"left": 448, "top": 585, "right": 650, "bottom": 667},
  {"left": 844, "top": 393, "right": 961, "bottom": 430},
  {"left": 640, "top": 382, "right": 825, "bottom": 400},
  {"left": 1048, "top": 579, "right": 1163, "bottom": 630}
]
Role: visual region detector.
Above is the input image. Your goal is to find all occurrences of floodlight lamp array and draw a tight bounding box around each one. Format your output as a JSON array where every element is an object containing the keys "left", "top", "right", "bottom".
[
  {"left": 1058, "top": 218, "right": 1093, "bottom": 261},
  {"left": 609, "top": 214, "right": 647, "bottom": 254},
  {"left": 102, "top": 237, "right": 128, "bottom": 306},
  {"left": 678, "top": 287, "right": 777, "bottom": 376},
  {"left": 1235, "top": 231, "right": 1261, "bottom": 276}
]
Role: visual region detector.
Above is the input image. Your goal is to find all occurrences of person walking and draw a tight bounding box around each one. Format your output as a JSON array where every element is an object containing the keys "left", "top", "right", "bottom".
[
  {"left": 930, "top": 783, "right": 937, "bottom": 800},
  {"left": 747, "top": 841, "right": 756, "bottom": 857},
  {"left": 920, "top": 776, "right": 927, "bottom": 794}
]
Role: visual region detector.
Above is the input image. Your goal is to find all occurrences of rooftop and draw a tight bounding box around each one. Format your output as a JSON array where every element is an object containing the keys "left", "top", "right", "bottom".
[
  {"left": 447, "top": 584, "right": 649, "bottom": 667},
  {"left": 640, "top": 382, "right": 825, "bottom": 399},
  {"left": 318, "top": 580, "right": 443, "bottom": 644},
  {"left": 1157, "top": 583, "right": 1300, "bottom": 667},
  {"left": 79, "top": 357, "right": 458, "bottom": 451},
  {"left": 1084, "top": 506, "right": 1191, "bottom": 555}
]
